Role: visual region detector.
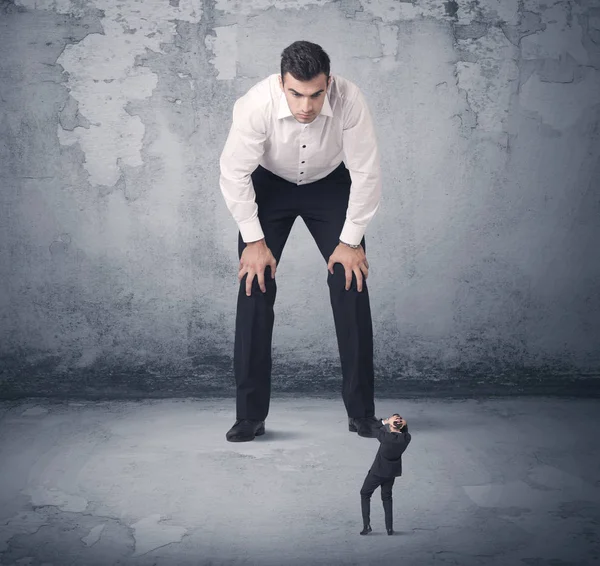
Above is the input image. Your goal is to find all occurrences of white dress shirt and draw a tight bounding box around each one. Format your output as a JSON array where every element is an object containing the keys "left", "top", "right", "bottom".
[{"left": 219, "top": 74, "right": 382, "bottom": 245}]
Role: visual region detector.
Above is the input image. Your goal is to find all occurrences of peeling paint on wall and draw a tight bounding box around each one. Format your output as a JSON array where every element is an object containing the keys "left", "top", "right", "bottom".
[
  {"left": 520, "top": 70, "right": 600, "bottom": 130},
  {"left": 215, "top": 0, "right": 333, "bottom": 16},
  {"left": 360, "top": 0, "right": 423, "bottom": 22},
  {"left": 456, "top": 28, "right": 520, "bottom": 135},
  {"left": 521, "top": 2, "right": 589, "bottom": 63},
  {"left": 16, "top": 0, "right": 204, "bottom": 187},
  {"left": 1, "top": 0, "right": 599, "bottom": 396},
  {"left": 206, "top": 25, "right": 238, "bottom": 80}
]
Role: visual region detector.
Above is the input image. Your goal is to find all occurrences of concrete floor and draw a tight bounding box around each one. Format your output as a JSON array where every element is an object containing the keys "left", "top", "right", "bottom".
[{"left": 0, "top": 396, "right": 598, "bottom": 566}]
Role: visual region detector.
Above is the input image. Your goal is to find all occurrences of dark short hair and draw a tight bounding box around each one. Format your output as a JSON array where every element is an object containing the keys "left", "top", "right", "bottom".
[{"left": 281, "top": 41, "right": 330, "bottom": 82}]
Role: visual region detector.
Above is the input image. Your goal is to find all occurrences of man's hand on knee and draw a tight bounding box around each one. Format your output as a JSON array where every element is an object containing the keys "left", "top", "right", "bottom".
[
  {"left": 327, "top": 243, "right": 369, "bottom": 292},
  {"left": 239, "top": 238, "right": 277, "bottom": 296}
]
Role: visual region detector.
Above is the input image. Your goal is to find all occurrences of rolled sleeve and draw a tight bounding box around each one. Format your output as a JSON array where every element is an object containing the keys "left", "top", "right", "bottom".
[{"left": 340, "top": 89, "right": 382, "bottom": 246}]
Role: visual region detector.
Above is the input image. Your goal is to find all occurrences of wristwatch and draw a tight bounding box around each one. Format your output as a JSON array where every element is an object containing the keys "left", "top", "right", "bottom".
[{"left": 339, "top": 239, "right": 360, "bottom": 249}]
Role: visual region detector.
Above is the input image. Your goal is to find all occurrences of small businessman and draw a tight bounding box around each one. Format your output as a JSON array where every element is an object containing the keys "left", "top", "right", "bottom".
[{"left": 359, "top": 413, "right": 411, "bottom": 536}]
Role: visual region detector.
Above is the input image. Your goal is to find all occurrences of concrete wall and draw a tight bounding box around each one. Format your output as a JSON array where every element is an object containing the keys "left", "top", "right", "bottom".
[{"left": 1, "top": 0, "right": 599, "bottom": 398}]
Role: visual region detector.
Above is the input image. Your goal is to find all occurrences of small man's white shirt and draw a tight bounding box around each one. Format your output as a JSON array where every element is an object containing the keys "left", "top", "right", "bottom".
[{"left": 219, "top": 74, "right": 382, "bottom": 245}]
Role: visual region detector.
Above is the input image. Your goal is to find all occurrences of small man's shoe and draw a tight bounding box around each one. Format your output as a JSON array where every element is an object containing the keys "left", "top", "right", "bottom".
[
  {"left": 360, "top": 524, "right": 372, "bottom": 535},
  {"left": 387, "top": 528, "right": 394, "bottom": 535},
  {"left": 349, "top": 416, "right": 381, "bottom": 438},
  {"left": 226, "top": 419, "right": 265, "bottom": 442}
]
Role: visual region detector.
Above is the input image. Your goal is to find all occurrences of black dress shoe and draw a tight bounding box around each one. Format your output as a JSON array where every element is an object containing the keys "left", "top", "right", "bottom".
[
  {"left": 360, "top": 524, "right": 372, "bottom": 535},
  {"left": 349, "top": 416, "right": 381, "bottom": 438},
  {"left": 226, "top": 419, "right": 265, "bottom": 442},
  {"left": 387, "top": 528, "right": 394, "bottom": 535}
]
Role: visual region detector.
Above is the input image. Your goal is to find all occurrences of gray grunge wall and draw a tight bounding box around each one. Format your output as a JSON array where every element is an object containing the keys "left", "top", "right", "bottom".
[{"left": 1, "top": 0, "right": 599, "bottom": 397}]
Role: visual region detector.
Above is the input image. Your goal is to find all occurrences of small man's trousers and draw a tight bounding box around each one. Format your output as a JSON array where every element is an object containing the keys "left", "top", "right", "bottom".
[{"left": 360, "top": 469, "right": 395, "bottom": 529}]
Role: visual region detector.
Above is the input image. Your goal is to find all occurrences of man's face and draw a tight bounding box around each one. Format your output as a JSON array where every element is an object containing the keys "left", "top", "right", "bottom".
[{"left": 279, "top": 72, "right": 330, "bottom": 124}]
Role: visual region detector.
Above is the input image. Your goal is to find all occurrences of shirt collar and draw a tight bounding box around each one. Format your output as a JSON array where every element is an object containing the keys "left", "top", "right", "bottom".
[
  {"left": 277, "top": 91, "right": 293, "bottom": 120},
  {"left": 276, "top": 83, "right": 334, "bottom": 120},
  {"left": 321, "top": 92, "right": 333, "bottom": 117}
]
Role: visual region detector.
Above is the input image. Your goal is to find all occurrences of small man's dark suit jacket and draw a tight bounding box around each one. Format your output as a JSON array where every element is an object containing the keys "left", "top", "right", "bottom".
[{"left": 369, "top": 422, "right": 412, "bottom": 478}]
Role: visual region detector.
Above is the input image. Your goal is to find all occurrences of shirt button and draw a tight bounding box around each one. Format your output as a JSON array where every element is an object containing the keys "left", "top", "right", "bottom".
[
  {"left": 302, "top": 145, "right": 306, "bottom": 148},
  {"left": 300, "top": 172, "right": 304, "bottom": 174},
  {"left": 301, "top": 161, "right": 305, "bottom": 164}
]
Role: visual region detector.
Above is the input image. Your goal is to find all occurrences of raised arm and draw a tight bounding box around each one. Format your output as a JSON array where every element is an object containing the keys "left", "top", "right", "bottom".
[{"left": 376, "top": 418, "right": 411, "bottom": 448}]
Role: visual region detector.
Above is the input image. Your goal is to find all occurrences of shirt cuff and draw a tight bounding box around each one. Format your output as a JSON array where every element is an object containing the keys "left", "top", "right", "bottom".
[
  {"left": 339, "top": 219, "right": 366, "bottom": 247},
  {"left": 239, "top": 218, "right": 265, "bottom": 243}
]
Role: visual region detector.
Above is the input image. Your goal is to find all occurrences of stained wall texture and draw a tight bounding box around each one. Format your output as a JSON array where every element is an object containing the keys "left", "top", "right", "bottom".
[{"left": 0, "top": 0, "right": 599, "bottom": 397}]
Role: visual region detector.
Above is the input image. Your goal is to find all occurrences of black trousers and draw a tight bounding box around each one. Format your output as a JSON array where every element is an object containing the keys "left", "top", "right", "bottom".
[
  {"left": 234, "top": 163, "right": 375, "bottom": 421},
  {"left": 360, "top": 470, "right": 395, "bottom": 529}
]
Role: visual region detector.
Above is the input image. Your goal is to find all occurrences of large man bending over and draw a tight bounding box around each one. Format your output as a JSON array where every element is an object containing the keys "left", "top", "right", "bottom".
[{"left": 219, "top": 40, "right": 383, "bottom": 442}]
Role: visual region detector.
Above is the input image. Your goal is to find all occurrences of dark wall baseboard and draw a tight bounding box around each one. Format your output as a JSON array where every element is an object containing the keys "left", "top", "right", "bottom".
[{"left": 1, "top": 364, "right": 599, "bottom": 400}]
